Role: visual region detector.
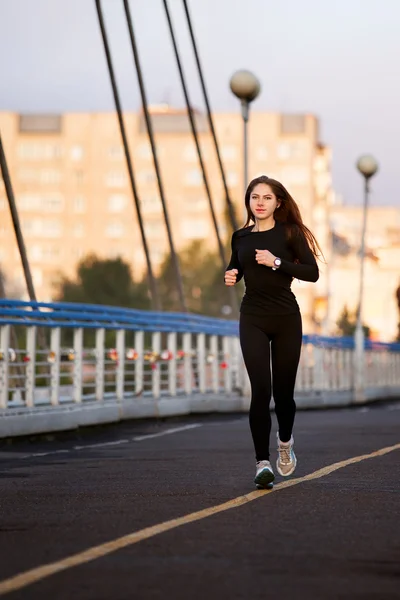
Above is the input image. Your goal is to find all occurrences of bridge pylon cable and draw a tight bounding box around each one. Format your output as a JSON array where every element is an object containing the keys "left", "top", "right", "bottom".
[
  {"left": 162, "top": 0, "right": 239, "bottom": 317},
  {"left": 182, "top": 0, "right": 239, "bottom": 233},
  {"left": 95, "top": 0, "right": 161, "bottom": 311},
  {"left": 123, "top": 0, "right": 187, "bottom": 313}
]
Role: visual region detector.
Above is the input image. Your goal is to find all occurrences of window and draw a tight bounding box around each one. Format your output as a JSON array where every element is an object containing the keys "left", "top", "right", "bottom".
[
  {"left": 73, "top": 196, "right": 86, "bottom": 213},
  {"left": 42, "top": 195, "right": 64, "bottom": 212},
  {"left": 42, "top": 220, "right": 62, "bottom": 238},
  {"left": 256, "top": 146, "right": 269, "bottom": 161},
  {"left": 136, "top": 143, "right": 152, "bottom": 160},
  {"left": 277, "top": 141, "right": 308, "bottom": 161},
  {"left": 106, "top": 248, "right": 124, "bottom": 259},
  {"left": 18, "top": 143, "right": 63, "bottom": 160},
  {"left": 74, "top": 170, "right": 85, "bottom": 185},
  {"left": 106, "top": 222, "right": 124, "bottom": 238},
  {"left": 108, "top": 145, "right": 124, "bottom": 160},
  {"left": 185, "top": 197, "right": 208, "bottom": 212},
  {"left": 183, "top": 144, "right": 207, "bottom": 162},
  {"left": 108, "top": 194, "right": 127, "bottom": 213},
  {"left": 105, "top": 172, "right": 127, "bottom": 188},
  {"left": 30, "top": 245, "right": 42, "bottom": 261},
  {"left": 280, "top": 166, "right": 309, "bottom": 186},
  {"left": 221, "top": 145, "right": 237, "bottom": 161},
  {"left": 140, "top": 195, "right": 161, "bottom": 211},
  {"left": 227, "top": 171, "right": 239, "bottom": 187},
  {"left": 138, "top": 171, "right": 155, "bottom": 185},
  {"left": 73, "top": 223, "right": 85, "bottom": 238},
  {"left": 18, "top": 194, "right": 41, "bottom": 211},
  {"left": 43, "top": 245, "right": 61, "bottom": 260},
  {"left": 19, "top": 169, "right": 37, "bottom": 183},
  {"left": 181, "top": 219, "right": 209, "bottom": 239},
  {"left": 32, "top": 268, "right": 43, "bottom": 287},
  {"left": 150, "top": 249, "right": 164, "bottom": 264},
  {"left": 184, "top": 169, "right": 202, "bottom": 187},
  {"left": 73, "top": 247, "right": 85, "bottom": 260},
  {"left": 41, "top": 170, "right": 62, "bottom": 184},
  {"left": 71, "top": 145, "right": 84, "bottom": 161},
  {"left": 22, "top": 218, "right": 42, "bottom": 236},
  {"left": 144, "top": 220, "right": 163, "bottom": 237}
]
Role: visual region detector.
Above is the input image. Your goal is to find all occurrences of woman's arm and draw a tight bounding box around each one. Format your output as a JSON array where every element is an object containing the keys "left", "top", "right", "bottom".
[
  {"left": 279, "top": 228, "right": 319, "bottom": 282},
  {"left": 225, "top": 232, "right": 244, "bottom": 282}
]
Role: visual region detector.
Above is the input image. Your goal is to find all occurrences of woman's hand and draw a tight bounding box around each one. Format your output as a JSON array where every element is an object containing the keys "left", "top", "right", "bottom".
[
  {"left": 255, "top": 249, "right": 276, "bottom": 268},
  {"left": 224, "top": 268, "right": 238, "bottom": 286}
]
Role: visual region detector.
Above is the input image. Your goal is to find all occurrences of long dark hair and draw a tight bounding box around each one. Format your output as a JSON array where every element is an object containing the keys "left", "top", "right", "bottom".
[{"left": 244, "top": 175, "right": 323, "bottom": 259}]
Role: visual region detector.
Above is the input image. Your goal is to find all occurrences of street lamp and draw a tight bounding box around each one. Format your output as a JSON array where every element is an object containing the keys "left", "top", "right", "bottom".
[
  {"left": 229, "top": 70, "right": 261, "bottom": 194},
  {"left": 354, "top": 154, "right": 379, "bottom": 401}
]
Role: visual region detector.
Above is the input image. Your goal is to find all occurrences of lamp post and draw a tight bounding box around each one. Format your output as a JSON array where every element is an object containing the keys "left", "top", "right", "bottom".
[
  {"left": 229, "top": 70, "right": 261, "bottom": 195},
  {"left": 354, "top": 154, "right": 378, "bottom": 401}
]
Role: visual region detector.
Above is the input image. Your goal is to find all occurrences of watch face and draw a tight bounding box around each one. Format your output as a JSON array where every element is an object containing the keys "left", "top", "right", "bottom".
[{"left": 274, "top": 258, "right": 281, "bottom": 266}]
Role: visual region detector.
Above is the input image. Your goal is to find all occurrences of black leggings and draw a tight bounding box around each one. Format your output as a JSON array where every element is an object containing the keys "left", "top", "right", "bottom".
[{"left": 239, "top": 311, "right": 302, "bottom": 461}]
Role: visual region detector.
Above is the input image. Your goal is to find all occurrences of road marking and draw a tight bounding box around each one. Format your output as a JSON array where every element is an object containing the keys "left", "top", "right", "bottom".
[
  {"left": 17, "top": 424, "right": 202, "bottom": 460},
  {"left": 0, "top": 441, "right": 399, "bottom": 596}
]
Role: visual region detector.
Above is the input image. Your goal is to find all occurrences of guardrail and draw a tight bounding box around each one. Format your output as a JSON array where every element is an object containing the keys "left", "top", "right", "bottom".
[{"left": 1, "top": 299, "right": 400, "bottom": 438}]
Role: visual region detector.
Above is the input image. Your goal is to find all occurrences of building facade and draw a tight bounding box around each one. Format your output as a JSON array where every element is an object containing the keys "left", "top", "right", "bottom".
[{"left": 1, "top": 108, "right": 331, "bottom": 332}]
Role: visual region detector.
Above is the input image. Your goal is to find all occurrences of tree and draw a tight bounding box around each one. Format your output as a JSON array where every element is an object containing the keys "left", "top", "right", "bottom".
[
  {"left": 336, "top": 305, "right": 370, "bottom": 338},
  {"left": 55, "top": 255, "right": 150, "bottom": 310},
  {"left": 157, "top": 240, "right": 238, "bottom": 317}
]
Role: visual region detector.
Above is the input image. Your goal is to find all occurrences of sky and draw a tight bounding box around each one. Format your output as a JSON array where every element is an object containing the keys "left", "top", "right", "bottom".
[{"left": 1, "top": 0, "right": 399, "bottom": 206}]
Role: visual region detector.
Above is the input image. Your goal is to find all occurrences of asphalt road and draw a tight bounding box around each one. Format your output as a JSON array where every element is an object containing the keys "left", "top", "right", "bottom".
[{"left": 1, "top": 400, "right": 400, "bottom": 599}]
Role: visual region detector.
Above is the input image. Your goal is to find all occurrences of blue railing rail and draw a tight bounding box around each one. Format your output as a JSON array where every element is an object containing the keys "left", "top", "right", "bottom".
[
  {"left": 1, "top": 299, "right": 400, "bottom": 351},
  {"left": 0, "top": 299, "right": 239, "bottom": 336}
]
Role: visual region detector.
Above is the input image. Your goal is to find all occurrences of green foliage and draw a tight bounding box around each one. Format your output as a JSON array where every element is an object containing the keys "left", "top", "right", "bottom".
[
  {"left": 156, "top": 240, "right": 238, "bottom": 317},
  {"left": 55, "top": 254, "right": 150, "bottom": 310},
  {"left": 55, "top": 242, "right": 239, "bottom": 320},
  {"left": 336, "top": 305, "right": 370, "bottom": 338}
]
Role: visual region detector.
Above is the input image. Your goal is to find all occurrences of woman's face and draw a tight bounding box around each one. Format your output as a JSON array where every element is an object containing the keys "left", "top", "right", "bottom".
[{"left": 249, "top": 183, "right": 280, "bottom": 220}]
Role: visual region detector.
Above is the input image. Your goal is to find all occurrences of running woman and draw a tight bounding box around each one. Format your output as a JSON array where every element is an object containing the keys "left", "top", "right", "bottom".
[{"left": 224, "top": 175, "right": 321, "bottom": 489}]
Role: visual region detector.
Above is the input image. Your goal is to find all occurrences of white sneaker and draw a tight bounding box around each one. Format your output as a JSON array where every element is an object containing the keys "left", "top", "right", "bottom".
[
  {"left": 254, "top": 460, "right": 275, "bottom": 489},
  {"left": 276, "top": 433, "right": 297, "bottom": 477}
]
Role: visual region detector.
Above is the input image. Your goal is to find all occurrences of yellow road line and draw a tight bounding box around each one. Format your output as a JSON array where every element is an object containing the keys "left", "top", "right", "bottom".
[{"left": 1, "top": 441, "right": 399, "bottom": 596}]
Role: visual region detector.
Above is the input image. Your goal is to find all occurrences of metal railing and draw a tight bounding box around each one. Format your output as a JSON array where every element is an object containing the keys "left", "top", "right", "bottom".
[{"left": 0, "top": 300, "right": 400, "bottom": 423}]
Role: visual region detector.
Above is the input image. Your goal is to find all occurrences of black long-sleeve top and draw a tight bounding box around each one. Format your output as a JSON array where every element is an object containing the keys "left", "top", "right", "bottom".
[{"left": 226, "top": 221, "right": 319, "bottom": 316}]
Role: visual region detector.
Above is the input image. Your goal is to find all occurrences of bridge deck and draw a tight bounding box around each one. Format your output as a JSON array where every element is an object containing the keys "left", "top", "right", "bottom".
[{"left": 1, "top": 401, "right": 399, "bottom": 599}]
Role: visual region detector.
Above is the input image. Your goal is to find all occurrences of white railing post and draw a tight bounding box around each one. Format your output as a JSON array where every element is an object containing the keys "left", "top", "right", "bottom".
[
  {"left": 210, "top": 334, "right": 219, "bottom": 393},
  {"left": 50, "top": 327, "right": 61, "bottom": 406},
  {"left": 197, "top": 333, "right": 206, "bottom": 394},
  {"left": 25, "top": 326, "right": 37, "bottom": 407},
  {"left": 168, "top": 332, "right": 177, "bottom": 397},
  {"left": 313, "top": 345, "right": 324, "bottom": 391},
  {"left": 231, "top": 336, "right": 242, "bottom": 392},
  {"left": 135, "top": 331, "right": 144, "bottom": 395},
  {"left": 152, "top": 331, "right": 161, "bottom": 399},
  {"left": 222, "top": 336, "right": 232, "bottom": 394},
  {"left": 95, "top": 328, "right": 105, "bottom": 401},
  {"left": 183, "top": 332, "right": 192, "bottom": 395},
  {"left": 116, "top": 329, "right": 125, "bottom": 401},
  {"left": 0, "top": 325, "right": 10, "bottom": 409},
  {"left": 73, "top": 328, "right": 83, "bottom": 403}
]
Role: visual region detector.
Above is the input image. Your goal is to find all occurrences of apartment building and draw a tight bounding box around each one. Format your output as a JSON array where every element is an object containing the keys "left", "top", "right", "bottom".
[{"left": 0, "top": 108, "right": 331, "bottom": 332}]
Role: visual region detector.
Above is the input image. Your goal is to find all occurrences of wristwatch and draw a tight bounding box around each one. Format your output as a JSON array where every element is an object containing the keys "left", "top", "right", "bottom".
[{"left": 272, "top": 257, "right": 281, "bottom": 271}]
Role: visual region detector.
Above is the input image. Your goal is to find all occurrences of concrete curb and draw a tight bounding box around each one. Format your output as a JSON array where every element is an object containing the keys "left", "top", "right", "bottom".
[{"left": 1, "top": 387, "right": 399, "bottom": 439}]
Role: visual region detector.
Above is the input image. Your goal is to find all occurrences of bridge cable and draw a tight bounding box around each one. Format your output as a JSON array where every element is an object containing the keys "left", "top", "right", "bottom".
[
  {"left": 122, "top": 0, "right": 188, "bottom": 313},
  {"left": 0, "top": 133, "right": 37, "bottom": 302},
  {"left": 182, "top": 0, "right": 239, "bottom": 233},
  {"left": 162, "top": 0, "right": 239, "bottom": 316},
  {"left": 95, "top": 0, "right": 162, "bottom": 311}
]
